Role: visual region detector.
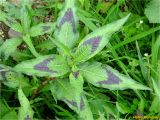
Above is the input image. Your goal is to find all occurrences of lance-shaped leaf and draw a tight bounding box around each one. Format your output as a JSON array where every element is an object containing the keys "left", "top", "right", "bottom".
[
  {"left": 14, "top": 55, "right": 70, "bottom": 77},
  {"left": 18, "top": 88, "right": 34, "bottom": 120},
  {"left": 75, "top": 14, "right": 130, "bottom": 63},
  {"left": 0, "top": 64, "right": 30, "bottom": 88},
  {"left": 0, "top": 38, "right": 22, "bottom": 60},
  {"left": 29, "top": 22, "right": 56, "bottom": 37},
  {"left": 50, "top": 79, "right": 93, "bottom": 120},
  {"left": 54, "top": 0, "right": 79, "bottom": 48},
  {"left": 20, "top": 6, "right": 31, "bottom": 33},
  {"left": 69, "top": 66, "right": 84, "bottom": 110},
  {"left": 79, "top": 62, "right": 151, "bottom": 90},
  {"left": 0, "top": 10, "right": 22, "bottom": 32}
]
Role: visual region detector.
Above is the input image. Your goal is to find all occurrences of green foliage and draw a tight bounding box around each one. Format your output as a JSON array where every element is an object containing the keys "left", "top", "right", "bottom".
[
  {"left": 145, "top": 0, "right": 160, "bottom": 23},
  {"left": 0, "top": 0, "right": 159, "bottom": 119},
  {"left": 18, "top": 88, "right": 34, "bottom": 120},
  {"left": 0, "top": 38, "right": 22, "bottom": 60}
]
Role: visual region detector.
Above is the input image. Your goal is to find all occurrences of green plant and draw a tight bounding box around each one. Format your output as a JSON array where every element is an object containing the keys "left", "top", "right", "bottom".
[
  {"left": 0, "top": 0, "right": 55, "bottom": 59},
  {"left": 0, "top": 0, "right": 154, "bottom": 119}
]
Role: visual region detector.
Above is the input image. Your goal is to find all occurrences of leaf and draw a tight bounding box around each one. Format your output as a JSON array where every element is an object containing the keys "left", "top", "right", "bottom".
[
  {"left": 20, "top": 6, "right": 31, "bottom": 33},
  {"left": 3, "top": 71, "right": 30, "bottom": 88},
  {"left": 49, "top": 36, "right": 71, "bottom": 56},
  {"left": 69, "top": 66, "right": 84, "bottom": 110},
  {"left": 50, "top": 79, "right": 93, "bottom": 120},
  {"left": 145, "top": 0, "right": 160, "bottom": 23},
  {"left": 0, "top": 10, "right": 22, "bottom": 32},
  {"left": 1, "top": 111, "right": 18, "bottom": 120},
  {"left": 18, "top": 88, "right": 34, "bottom": 120},
  {"left": 76, "top": 14, "right": 130, "bottom": 62},
  {"left": 29, "top": 22, "right": 56, "bottom": 37},
  {"left": 14, "top": 55, "right": 70, "bottom": 77},
  {"left": 0, "top": 99, "right": 10, "bottom": 117},
  {"left": 0, "top": 64, "right": 30, "bottom": 88},
  {"left": 72, "top": 45, "right": 91, "bottom": 63},
  {"left": 0, "top": 38, "right": 22, "bottom": 60},
  {"left": 54, "top": 0, "right": 79, "bottom": 48},
  {"left": 23, "top": 34, "right": 41, "bottom": 57},
  {"left": 79, "top": 62, "right": 151, "bottom": 90},
  {"left": 8, "top": 29, "right": 22, "bottom": 38}
]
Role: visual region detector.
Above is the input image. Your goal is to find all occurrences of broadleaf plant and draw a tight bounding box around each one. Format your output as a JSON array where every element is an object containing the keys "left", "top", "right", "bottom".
[
  {"left": 0, "top": 1, "right": 55, "bottom": 59},
  {"left": 0, "top": 0, "right": 152, "bottom": 119}
]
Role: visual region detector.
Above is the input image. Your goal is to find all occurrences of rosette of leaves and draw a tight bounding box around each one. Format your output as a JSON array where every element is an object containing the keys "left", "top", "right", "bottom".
[
  {"left": 2, "top": 0, "right": 151, "bottom": 119},
  {"left": 0, "top": 0, "right": 55, "bottom": 59}
]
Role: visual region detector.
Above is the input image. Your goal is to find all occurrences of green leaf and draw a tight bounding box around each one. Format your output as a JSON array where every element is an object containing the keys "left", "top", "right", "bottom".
[
  {"left": 3, "top": 71, "right": 30, "bottom": 88},
  {"left": 1, "top": 111, "right": 18, "bottom": 120},
  {"left": 72, "top": 45, "right": 91, "bottom": 63},
  {"left": 29, "top": 22, "right": 56, "bottom": 37},
  {"left": 54, "top": 0, "right": 79, "bottom": 48},
  {"left": 23, "top": 34, "right": 41, "bottom": 57},
  {"left": 0, "top": 99, "right": 10, "bottom": 117},
  {"left": 0, "top": 10, "right": 22, "bottom": 32},
  {"left": 0, "top": 64, "right": 30, "bottom": 88},
  {"left": 50, "top": 79, "right": 93, "bottom": 120},
  {"left": 79, "top": 62, "right": 151, "bottom": 90},
  {"left": 49, "top": 36, "right": 71, "bottom": 56},
  {"left": 20, "top": 6, "right": 31, "bottom": 33},
  {"left": 18, "top": 88, "right": 34, "bottom": 120},
  {"left": 76, "top": 14, "right": 130, "bottom": 62},
  {"left": 69, "top": 66, "right": 84, "bottom": 110},
  {"left": 14, "top": 55, "right": 70, "bottom": 77},
  {"left": 0, "top": 38, "right": 22, "bottom": 60},
  {"left": 145, "top": 0, "right": 160, "bottom": 23}
]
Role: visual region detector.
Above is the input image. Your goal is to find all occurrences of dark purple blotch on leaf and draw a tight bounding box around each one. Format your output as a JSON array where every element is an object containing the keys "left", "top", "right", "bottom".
[
  {"left": 97, "top": 69, "right": 122, "bottom": 84},
  {"left": 80, "top": 96, "right": 85, "bottom": 111},
  {"left": 72, "top": 71, "right": 79, "bottom": 79},
  {"left": 82, "top": 36, "right": 101, "bottom": 53},
  {"left": 25, "top": 115, "right": 31, "bottom": 120},
  {"left": 59, "top": 8, "right": 76, "bottom": 33},
  {"left": 34, "top": 58, "right": 57, "bottom": 73},
  {"left": 65, "top": 99, "right": 78, "bottom": 108},
  {"left": 42, "top": 26, "right": 50, "bottom": 32}
]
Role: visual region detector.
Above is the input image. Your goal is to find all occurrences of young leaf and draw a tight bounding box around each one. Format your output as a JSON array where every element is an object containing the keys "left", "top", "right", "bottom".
[
  {"left": 14, "top": 55, "right": 70, "bottom": 77},
  {"left": 54, "top": 0, "right": 79, "bottom": 48},
  {"left": 0, "top": 10, "right": 22, "bottom": 32},
  {"left": 72, "top": 45, "right": 91, "bottom": 63},
  {"left": 50, "top": 79, "right": 93, "bottom": 120},
  {"left": 79, "top": 62, "right": 151, "bottom": 90},
  {"left": 20, "top": 6, "right": 31, "bottom": 33},
  {"left": 49, "top": 36, "right": 71, "bottom": 56},
  {"left": 18, "top": 88, "right": 34, "bottom": 120},
  {"left": 29, "top": 22, "right": 56, "bottom": 37},
  {"left": 0, "top": 38, "right": 22, "bottom": 60},
  {"left": 76, "top": 14, "right": 130, "bottom": 62}
]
